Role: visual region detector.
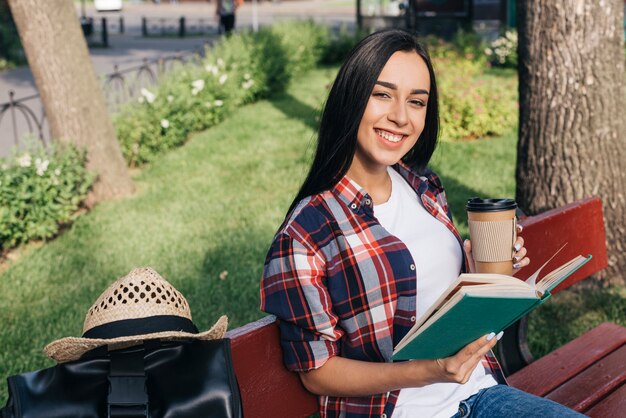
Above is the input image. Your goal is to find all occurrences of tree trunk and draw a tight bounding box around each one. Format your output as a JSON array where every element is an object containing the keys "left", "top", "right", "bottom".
[
  {"left": 8, "top": 0, "right": 134, "bottom": 202},
  {"left": 516, "top": 0, "right": 626, "bottom": 286}
]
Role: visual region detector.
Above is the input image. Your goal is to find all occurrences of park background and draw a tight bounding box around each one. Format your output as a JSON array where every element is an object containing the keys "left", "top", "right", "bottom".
[{"left": 0, "top": 0, "right": 625, "bottom": 407}]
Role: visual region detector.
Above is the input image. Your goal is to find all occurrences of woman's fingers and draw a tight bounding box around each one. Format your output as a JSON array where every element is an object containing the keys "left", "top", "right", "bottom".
[
  {"left": 463, "top": 239, "right": 476, "bottom": 273},
  {"left": 438, "top": 333, "right": 499, "bottom": 384},
  {"left": 513, "top": 236, "right": 530, "bottom": 271}
]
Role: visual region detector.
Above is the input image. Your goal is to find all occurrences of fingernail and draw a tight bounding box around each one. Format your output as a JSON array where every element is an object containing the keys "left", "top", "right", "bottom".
[
  {"left": 486, "top": 332, "right": 496, "bottom": 341},
  {"left": 514, "top": 243, "right": 522, "bottom": 251},
  {"left": 496, "top": 331, "right": 504, "bottom": 341},
  {"left": 513, "top": 263, "right": 521, "bottom": 269},
  {"left": 517, "top": 224, "right": 523, "bottom": 232},
  {"left": 514, "top": 255, "right": 521, "bottom": 262},
  {"left": 464, "top": 239, "right": 470, "bottom": 247}
]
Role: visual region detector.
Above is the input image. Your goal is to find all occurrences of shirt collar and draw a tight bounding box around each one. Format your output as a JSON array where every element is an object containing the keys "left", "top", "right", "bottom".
[
  {"left": 331, "top": 175, "right": 371, "bottom": 213},
  {"left": 331, "top": 161, "right": 432, "bottom": 214}
]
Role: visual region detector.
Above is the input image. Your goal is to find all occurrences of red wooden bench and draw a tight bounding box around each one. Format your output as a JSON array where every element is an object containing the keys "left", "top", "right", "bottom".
[{"left": 226, "top": 196, "right": 625, "bottom": 417}]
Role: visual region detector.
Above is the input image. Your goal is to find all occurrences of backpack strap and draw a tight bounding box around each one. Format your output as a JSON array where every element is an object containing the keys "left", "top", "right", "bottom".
[{"left": 107, "top": 348, "right": 149, "bottom": 418}]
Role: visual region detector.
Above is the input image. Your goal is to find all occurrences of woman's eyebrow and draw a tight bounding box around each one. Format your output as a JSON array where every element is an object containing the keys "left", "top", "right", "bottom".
[{"left": 375, "top": 80, "right": 429, "bottom": 95}]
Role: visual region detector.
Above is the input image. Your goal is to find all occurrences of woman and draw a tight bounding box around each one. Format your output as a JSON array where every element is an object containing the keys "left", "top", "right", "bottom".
[{"left": 260, "top": 29, "right": 583, "bottom": 418}]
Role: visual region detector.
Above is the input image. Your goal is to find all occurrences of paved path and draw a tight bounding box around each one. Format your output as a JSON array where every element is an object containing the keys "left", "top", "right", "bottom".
[{"left": 0, "top": 0, "right": 355, "bottom": 156}]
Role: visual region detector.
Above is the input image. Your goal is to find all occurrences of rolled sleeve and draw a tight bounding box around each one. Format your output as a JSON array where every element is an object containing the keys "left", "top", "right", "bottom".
[{"left": 261, "top": 232, "right": 343, "bottom": 372}]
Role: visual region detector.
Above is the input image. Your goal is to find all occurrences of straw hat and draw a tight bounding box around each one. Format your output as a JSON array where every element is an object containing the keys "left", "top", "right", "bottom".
[{"left": 44, "top": 267, "right": 228, "bottom": 363}]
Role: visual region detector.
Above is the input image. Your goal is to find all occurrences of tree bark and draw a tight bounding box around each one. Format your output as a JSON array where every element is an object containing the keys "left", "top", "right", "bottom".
[
  {"left": 517, "top": 0, "right": 626, "bottom": 285},
  {"left": 8, "top": 0, "right": 134, "bottom": 202}
]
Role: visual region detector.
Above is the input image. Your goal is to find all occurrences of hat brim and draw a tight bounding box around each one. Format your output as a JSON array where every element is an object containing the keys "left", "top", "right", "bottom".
[{"left": 44, "top": 315, "right": 228, "bottom": 363}]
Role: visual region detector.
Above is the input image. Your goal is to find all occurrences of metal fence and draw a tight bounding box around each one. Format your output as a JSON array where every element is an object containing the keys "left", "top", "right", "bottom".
[{"left": 0, "top": 47, "right": 206, "bottom": 156}]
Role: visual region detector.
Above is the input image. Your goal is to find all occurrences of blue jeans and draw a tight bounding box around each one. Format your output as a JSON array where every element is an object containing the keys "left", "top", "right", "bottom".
[{"left": 450, "top": 385, "right": 586, "bottom": 417}]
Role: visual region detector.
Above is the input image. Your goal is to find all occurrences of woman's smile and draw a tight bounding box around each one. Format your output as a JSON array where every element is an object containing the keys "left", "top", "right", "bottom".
[{"left": 375, "top": 128, "right": 407, "bottom": 144}]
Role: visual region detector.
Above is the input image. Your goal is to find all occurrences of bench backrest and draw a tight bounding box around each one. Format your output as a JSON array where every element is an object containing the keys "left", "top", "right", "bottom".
[
  {"left": 226, "top": 316, "right": 317, "bottom": 418},
  {"left": 226, "top": 197, "right": 608, "bottom": 418},
  {"left": 514, "top": 196, "right": 607, "bottom": 293}
]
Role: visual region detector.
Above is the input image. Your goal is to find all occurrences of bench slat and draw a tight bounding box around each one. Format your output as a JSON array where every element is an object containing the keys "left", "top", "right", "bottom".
[
  {"left": 514, "top": 197, "right": 607, "bottom": 293},
  {"left": 227, "top": 316, "right": 318, "bottom": 418},
  {"left": 585, "top": 383, "right": 626, "bottom": 418},
  {"left": 545, "top": 344, "right": 626, "bottom": 412},
  {"left": 508, "top": 323, "right": 626, "bottom": 396}
]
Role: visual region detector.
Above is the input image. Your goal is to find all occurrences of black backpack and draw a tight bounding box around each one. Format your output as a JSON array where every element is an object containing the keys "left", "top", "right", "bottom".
[{"left": 1, "top": 339, "right": 242, "bottom": 418}]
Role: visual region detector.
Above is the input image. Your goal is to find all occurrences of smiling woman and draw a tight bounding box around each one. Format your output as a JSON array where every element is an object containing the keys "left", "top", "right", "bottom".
[{"left": 259, "top": 29, "right": 585, "bottom": 418}]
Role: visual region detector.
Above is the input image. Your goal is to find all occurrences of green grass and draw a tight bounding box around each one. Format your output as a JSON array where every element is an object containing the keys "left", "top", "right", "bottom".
[{"left": 0, "top": 65, "right": 624, "bottom": 405}]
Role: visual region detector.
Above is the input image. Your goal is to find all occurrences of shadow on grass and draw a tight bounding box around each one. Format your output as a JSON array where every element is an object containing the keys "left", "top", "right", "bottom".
[
  {"left": 528, "top": 286, "right": 626, "bottom": 358},
  {"left": 269, "top": 91, "right": 320, "bottom": 131},
  {"left": 435, "top": 173, "right": 484, "bottom": 237},
  {"left": 197, "top": 224, "right": 273, "bottom": 330}
]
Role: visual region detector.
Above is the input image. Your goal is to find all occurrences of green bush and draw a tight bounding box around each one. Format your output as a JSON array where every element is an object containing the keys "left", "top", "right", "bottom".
[
  {"left": 321, "top": 25, "right": 368, "bottom": 65},
  {"left": 436, "top": 57, "right": 518, "bottom": 141},
  {"left": 115, "top": 21, "right": 334, "bottom": 166},
  {"left": 0, "top": 143, "right": 94, "bottom": 250}
]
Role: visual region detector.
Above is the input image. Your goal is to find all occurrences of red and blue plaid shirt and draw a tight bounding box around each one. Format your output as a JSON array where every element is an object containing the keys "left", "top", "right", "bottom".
[{"left": 260, "top": 161, "right": 506, "bottom": 418}]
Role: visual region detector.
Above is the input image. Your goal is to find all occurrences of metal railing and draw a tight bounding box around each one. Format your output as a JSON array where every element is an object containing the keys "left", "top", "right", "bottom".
[
  {"left": 0, "top": 92, "right": 50, "bottom": 149},
  {"left": 0, "top": 46, "right": 207, "bottom": 154}
]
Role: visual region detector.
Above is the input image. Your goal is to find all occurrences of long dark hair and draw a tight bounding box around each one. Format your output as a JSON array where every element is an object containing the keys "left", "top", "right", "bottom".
[{"left": 288, "top": 29, "right": 439, "bottom": 214}]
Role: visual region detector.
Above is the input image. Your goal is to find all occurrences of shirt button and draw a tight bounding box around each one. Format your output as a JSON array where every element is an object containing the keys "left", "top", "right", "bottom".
[
  {"left": 410, "top": 264, "right": 416, "bottom": 271},
  {"left": 350, "top": 203, "right": 358, "bottom": 210},
  {"left": 365, "top": 198, "right": 371, "bottom": 206},
  {"left": 381, "top": 414, "right": 387, "bottom": 418},
  {"left": 411, "top": 316, "right": 416, "bottom": 322}
]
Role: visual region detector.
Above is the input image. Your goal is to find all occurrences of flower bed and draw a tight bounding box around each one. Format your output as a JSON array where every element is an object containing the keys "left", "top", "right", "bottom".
[{"left": 0, "top": 143, "right": 94, "bottom": 251}]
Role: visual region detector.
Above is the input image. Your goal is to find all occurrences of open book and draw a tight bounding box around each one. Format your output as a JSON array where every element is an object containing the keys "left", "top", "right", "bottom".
[{"left": 392, "top": 246, "right": 592, "bottom": 361}]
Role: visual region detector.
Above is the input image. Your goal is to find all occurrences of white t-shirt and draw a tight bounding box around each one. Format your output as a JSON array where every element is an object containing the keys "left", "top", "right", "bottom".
[{"left": 374, "top": 167, "right": 497, "bottom": 418}]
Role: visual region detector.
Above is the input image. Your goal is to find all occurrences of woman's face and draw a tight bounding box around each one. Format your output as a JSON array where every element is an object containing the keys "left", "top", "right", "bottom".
[{"left": 353, "top": 51, "right": 430, "bottom": 174}]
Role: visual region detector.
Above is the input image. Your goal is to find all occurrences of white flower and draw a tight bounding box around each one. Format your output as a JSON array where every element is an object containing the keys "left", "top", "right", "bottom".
[
  {"left": 191, "top": 79, "right": 205, "bottom": 91},
  {"left": 138, "top": 96, "right": 145, "bottom": 103},
  {"left": 167, "top": 95, "right": 174, "bottom": 103},
  {"left": 244, "top": 73, "right": 251, "bottom": 80},
  {"left": 214, "top": 100, "right": 223, "bottom": 107},
  {"left": 204, "top": 102, "right": 212, "bottom": 108},
  {"left": 242, "top": 79, "right": 254, "bottom": 90},
  {"left": 17, "top": 153, "right": 31, "bottom": 168},
  {"left": 217, "top": 58, "right": 224, "bottom": 67},
  {"left": 140, "top": 88, "right": 156, "bottom": 104},
  {"left": 219, "top": 74, "right": 228, "bottom": 85},
  {"left": 54, "top": 168, "right": 61, "bottom": 176},
  {"left": 160, "top": 119, "right": 170, "bottom": 129},
  {"left": 35, "top": 158, "right": 49, "bottom": 176},
  {"left": 484, "top": 48, "right": 493, "bottom": 56},
  {"left": 205, "top": 64, "right": 215, "bottom": 73}
]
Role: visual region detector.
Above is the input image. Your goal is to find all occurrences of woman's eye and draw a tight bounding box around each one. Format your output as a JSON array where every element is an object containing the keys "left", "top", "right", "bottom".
[
  {"left": 410, "top": 99, "right": 426, "bottom": 107},
  {"left": 373, "top": 92, "right": 390, "bottom": 99}
]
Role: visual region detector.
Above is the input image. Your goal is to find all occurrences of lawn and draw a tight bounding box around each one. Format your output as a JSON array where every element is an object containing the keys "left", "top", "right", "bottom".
[{"left": 1, "top": 65, "right": 624, "bottom": 405}]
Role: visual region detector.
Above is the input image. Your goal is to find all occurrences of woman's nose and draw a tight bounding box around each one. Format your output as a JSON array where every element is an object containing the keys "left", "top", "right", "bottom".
[{"left": 387, "top": 101, "right": 408, "bottom": 126}]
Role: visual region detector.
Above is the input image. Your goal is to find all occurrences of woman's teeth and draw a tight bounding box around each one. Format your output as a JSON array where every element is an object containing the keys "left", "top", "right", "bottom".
[{"left": 376, "top": 129, "right": 403, "bottom": 143}]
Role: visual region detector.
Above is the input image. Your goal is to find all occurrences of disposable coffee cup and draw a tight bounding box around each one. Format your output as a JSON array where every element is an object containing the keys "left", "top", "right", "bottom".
[{"left": 466, "top": 198, "right": 517, "bottom": 275}]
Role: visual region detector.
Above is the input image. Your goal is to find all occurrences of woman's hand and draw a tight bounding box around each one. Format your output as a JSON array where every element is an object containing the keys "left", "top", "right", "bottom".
[
  {"left": 463, "top": 224, "right": 530, "bottom": 274},
  {"left": 431, "top": 332, "right": 501, "bottom": 384}
]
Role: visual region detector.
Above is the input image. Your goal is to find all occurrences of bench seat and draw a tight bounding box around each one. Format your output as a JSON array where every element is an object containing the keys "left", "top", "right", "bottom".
[{"left": 508, "top": 322, "right": 626, "bottom": 415}]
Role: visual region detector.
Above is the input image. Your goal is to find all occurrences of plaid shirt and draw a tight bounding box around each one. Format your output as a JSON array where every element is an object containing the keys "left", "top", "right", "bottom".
[{"left": 261, "top": 162, "right": 506, "bottom": 418}]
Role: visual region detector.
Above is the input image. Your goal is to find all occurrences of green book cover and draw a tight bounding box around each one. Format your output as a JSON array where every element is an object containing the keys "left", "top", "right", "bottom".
[
  {"left": 392, "top": 252, "right": 592, "bottom": 361},
  {"left": 392, "top": 293, "right": 544, "bottom": 360}
]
